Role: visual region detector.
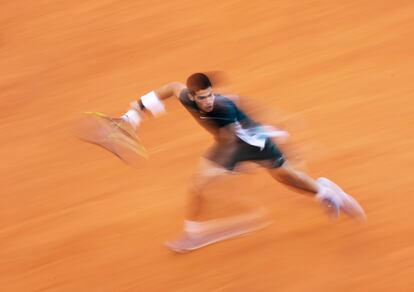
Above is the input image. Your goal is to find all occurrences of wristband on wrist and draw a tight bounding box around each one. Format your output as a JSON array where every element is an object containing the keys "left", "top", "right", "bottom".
[
  {"left": 121, "top": 109, "right": 141, "bottom": 130},
  {"left": 140, "top": 91, "right": 165, "bottom": 116},
  {"left": 139, "top": 100, "right": 146, "bottom": 110}
]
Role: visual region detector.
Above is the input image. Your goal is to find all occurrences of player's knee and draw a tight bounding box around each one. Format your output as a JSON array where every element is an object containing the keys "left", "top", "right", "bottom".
[
  {"left": 191, "top": 166, "right": 226, "bottom": 192},
  {"left": 189, "top": 183, "right": 201, "bottom": 196},
  {"left": 189, "top": 176, "right": 208, "bottom": 195},
  {"left": 271, "top": 163, "right": 299, "bottom": 184},
  {"left": 272, "top": 156, "right": 286, "bottom": 168}
]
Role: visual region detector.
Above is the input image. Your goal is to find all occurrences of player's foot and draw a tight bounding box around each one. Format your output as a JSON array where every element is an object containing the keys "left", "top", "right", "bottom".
[
  {"left": 317, "top": 177, "right": 366, "bottom": 220},
  {"left": 165, "top": 219, "right": 272, "bottom": 253},
  {"left": 165, "top": 233, "right": 210, "bottom": 253},
  {"left": 316, "top": 179, "right": 341, "bottom": 218},
  {"left": 320, "top": 197, "right": 341, "bottom": 218}
]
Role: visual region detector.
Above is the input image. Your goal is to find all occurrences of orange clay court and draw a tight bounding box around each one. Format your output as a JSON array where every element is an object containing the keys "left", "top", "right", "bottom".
[{"left": 1, "top": 1, "right": 413, "bottom": 291}]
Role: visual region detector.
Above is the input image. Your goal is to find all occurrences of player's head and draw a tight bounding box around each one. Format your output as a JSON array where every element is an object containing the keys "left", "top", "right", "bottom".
[
  {"left": 186, "top": 73, "right": 212, "bottom": 94},
  {"left": 186, "top": 73, "right": 215, "bottom": 112}
]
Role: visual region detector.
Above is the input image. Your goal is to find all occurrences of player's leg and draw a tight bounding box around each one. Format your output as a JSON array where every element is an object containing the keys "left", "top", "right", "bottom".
[
  {"left": 267, "top": 161, "right": 340, "bottom": 215},
  {"left": 186, "top": 158, "right": 230, "bottom": 221},
  {"left": 268, "top": 161, "right": 318, "bottom": 194},
  {"left": 166, "top": 144, "right": 270, "bottom": 253},
  {"left": 264, "top": 140, "right": 365, "bottom": 219}
]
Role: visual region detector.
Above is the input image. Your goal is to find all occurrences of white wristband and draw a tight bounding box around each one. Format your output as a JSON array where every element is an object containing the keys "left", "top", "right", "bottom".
[
  {"left": 121, "top": 109, "right": 141, "bottom": 130},
  {"left": 140, "top": 91, "right": 165, "bottom": 116}
]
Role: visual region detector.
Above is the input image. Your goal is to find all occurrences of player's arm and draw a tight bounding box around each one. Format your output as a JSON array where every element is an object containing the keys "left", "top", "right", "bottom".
[
  {"left": 232, "top": 95, "right": 291, "bottom": 132},
  {"left": 120, "top": 82, "right": 186, "bottom": 130},
  {"left": 221, "top": 94, "right": 277, "bottom": 125},
  {"left": 153, "top": 82, "right": 186, "bottom": 100}
]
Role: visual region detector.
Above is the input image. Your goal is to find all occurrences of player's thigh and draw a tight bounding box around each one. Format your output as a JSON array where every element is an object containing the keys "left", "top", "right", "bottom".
[{"left": 191, "top": 158, "right": 231, "bottom": 191}]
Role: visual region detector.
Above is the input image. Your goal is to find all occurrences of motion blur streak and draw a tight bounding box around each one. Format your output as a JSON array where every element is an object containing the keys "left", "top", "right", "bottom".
[{"left": 1, "top": 0, "right": 413, "bottom": 291}]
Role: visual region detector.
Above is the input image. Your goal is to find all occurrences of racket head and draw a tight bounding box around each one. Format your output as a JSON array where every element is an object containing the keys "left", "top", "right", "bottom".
[{"left": 75, "top": 111, "right": 148, "bottom": 166}]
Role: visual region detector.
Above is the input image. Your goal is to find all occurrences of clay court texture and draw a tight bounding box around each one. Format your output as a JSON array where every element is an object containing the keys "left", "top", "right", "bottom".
[{"left": 1, "top": 1, "right": 413, "bottom": 291}]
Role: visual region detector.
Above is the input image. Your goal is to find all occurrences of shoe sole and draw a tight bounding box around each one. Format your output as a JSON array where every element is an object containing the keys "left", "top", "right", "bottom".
[{"left": 165, "top": 220, "right": 273, "bottom": 253}]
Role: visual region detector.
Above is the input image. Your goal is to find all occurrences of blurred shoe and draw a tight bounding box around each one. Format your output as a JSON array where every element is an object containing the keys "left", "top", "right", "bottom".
[
  {"left": 165, "top": 219, "right": 272, "bottom": 253},
  {"left": 316, "top": 178, "right": 341, "bottom": 218},
  {"left": 317, "top": 177, "right": 366, "bottom": 220},
  {"left": 320, "top": 196, "right": 341, "bottom": 218}
]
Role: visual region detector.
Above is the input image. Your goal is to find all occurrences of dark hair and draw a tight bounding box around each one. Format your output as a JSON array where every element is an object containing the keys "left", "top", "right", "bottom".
[{"left": 186, "top": 73, "right": 212, "bottom": 94}]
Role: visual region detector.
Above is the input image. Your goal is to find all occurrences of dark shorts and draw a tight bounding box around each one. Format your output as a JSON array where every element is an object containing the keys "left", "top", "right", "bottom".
[{"left": 204, "top": 138, "right": 285, "bottom": 171}]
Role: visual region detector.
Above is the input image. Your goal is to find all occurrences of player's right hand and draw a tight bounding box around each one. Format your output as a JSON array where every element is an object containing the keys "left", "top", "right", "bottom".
[{"left": 120, "top": 108, "right": 142, "bottom": 130}]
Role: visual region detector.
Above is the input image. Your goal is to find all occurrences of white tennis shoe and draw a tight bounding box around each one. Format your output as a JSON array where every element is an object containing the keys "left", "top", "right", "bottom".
[{"left": 317, "top": 177, "right": 366, "bottom": 220}]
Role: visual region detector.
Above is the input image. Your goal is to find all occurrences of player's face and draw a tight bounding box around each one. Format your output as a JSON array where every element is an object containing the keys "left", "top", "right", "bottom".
[{"left": 193, "top": 87, "right": 215, "bottom": 112}]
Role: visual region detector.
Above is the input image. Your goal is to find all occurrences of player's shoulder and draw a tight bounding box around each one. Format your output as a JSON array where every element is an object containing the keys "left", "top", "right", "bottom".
[
  {"left": 178, "top": 88, "right": 199, "bottom": 112},
  {"left": 178, "top": 88, "right": 191, "bottom": 103},
  {"left": 214, "top": 94, "right": 238, "bottom": 109}
]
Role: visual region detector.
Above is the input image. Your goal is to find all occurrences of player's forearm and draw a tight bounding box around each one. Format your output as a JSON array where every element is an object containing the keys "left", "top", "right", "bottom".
[
  {"left": 119, "top": 89, "right": 166, "bottom": 130},
  {"left": 120, "top": 82, "right": 185, "bottom": 130},
  {"left": 153, "top": 82, "right": 184, "bottom": 100},
  {"left": 131, "top": 82, "right": 185, "bottom": 112}
]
